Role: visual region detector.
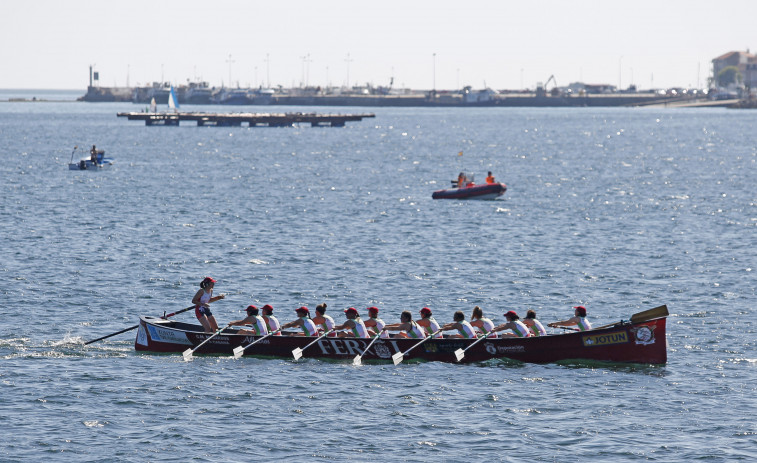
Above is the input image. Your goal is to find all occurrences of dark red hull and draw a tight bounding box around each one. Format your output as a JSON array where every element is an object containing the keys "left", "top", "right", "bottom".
[
  {"left": 432, "top": 182, "right": 507, "bottom": 200},
  {"left": 135, "top": 315, "right": 667, "bottom": 364}
]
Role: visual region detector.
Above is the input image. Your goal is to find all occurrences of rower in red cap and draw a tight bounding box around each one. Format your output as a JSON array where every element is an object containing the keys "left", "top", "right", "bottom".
[
  {"left": 332, "top": 307, "right": 370, "bottom": 338},
  {"left": 417, "top": 307, "right": 444, "bottom": 339},
  {"left": 491, "top": 310, "right": 532, "bottom": 338},
  {"left": 280, "top": 306, "right": 319, "bottom": 336},
  {"left": 260, "top": 304, "right": 281, "bottom": 335},
  {"left": 363, "top": 307, "right": 388, "bottom": 338},
  {"left": 191, "top": 276, "right": 225, "bottom": 333},
  {"left": 548, "top": 306, "right": 592, "bottom": 331}
]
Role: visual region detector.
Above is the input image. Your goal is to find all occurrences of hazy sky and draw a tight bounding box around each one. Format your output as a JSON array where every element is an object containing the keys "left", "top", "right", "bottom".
[{"left": 2, "top": 0, "right": 755, "bottom": 90}]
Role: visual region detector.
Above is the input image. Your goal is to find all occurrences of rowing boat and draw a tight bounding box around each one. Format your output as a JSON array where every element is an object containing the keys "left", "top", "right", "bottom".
[{"left": 134, "top": 306, "right": 668, "bottom": 364}]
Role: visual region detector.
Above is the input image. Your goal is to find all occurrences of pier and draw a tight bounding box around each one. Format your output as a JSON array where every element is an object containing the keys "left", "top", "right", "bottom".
[{"left": 116, "top": 111, "right": 375, "bottom": 127}]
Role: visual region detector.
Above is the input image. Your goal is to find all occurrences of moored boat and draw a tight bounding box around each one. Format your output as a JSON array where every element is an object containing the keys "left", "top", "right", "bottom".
[
  {"left": 69, "top": 158, "right": 115, "bottom": 170},
  {"left": 134, "top": 306, "right": 668, "bottom": 364},
  {"left": 432, "top": 182, "right": 507, "bottom": 200}
]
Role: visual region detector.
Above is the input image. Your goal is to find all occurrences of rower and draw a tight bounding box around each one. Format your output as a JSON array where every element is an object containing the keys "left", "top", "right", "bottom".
[
  {"left": 312, "top": 303, "right": 336, "bottom": 337},
  {"left": 417, "top": 307, "right": 444, "bottom": 338},
  {"left": 332, "top": 307, "right": 371, "bottom": 338},
  {"left": 228, "top": 305, "right": 269, "bottom": 336},
  {"left": 491, "top": 310, "right": 531, "bottom": 338},
  {"left": 280, "top": 306, "right": 319, "bottom": 336},
  {"left": 522, "top": 310, "right": 547, "bottom": 336},
  {"left": 439, "top": 311, "right": 478, "bottom": 339},
  {"left": 381, "top": 310, "right": 426, "bottom": 339},
  {"left": 363, "top": 306, "right": 389, "bottom": 338},
  {"left": 470, "top": 306, "right": 497, "bottom": 338},
  {"left": 548, "top": 306, "right": 592, "bottom": 331},
  {"left": 261, "top": 304, "right": 281, "bottom": 335}
]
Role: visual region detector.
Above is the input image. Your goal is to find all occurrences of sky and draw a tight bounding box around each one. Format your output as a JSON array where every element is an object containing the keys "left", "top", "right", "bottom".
[{"left": 2, "top": 0, "right": 755, "bottom": 91}]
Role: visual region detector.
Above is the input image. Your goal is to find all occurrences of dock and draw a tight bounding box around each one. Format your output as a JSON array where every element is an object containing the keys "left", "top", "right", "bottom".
[{"left": 116, "top": 111, "right": 375, "bottom": 127}]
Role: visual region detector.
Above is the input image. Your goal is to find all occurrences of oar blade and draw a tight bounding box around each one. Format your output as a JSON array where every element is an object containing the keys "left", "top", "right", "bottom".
[
  {"left": 454, "top": 348, "right": 465, "bottom": 362},
  {"left": 292, "top": 347, "right": 303, "bottom": 361},
  {"left": 630, "top": 305, "right": 668, "bottom": 323},
  {"left": 352, "top": 354, "right": 363, "bottom": 366},
  {"left": 232, "top": 346, "right": 245, "bottom": 359},
  {"left": 182, "top": 348, "right": 194, "bottom": 362},
  {"left": 392, "top": 351, "right": 404, "bottom": 365}
]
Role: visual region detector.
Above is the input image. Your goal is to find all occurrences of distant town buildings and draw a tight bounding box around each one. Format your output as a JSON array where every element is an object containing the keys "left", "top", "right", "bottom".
[{"left": 712, "top": 50, "right": 757, "bottom": 89}]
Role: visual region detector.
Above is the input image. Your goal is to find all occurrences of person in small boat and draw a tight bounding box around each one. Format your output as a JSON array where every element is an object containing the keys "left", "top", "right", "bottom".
[
  {"left": 261, "top": 304, "right": 281, "bottom": 335},
  {"left": 548, "top": 306, "right": 592, "bottom": 331},
  {"left": 192, "top": 276, "right": 225, "bottom": 333},
  {"left": 280, "top": 306, "right": 319, "bottom": 336},
  {"left": 491, "top": 310, "right": 531, "bottom": 338},
  {"left": 522, "top": 310, "right": 547, "bottom": 336},
  {"left": 381, "top": 310, "right": 426, "bottom": 339},
  {"left": 485, "top": 171, "right": 496, "bottom": 184},
  {"left": 332, "top": 307, "right": 371, "bottom": 338},
  {"left": 363, "top": 306, "right": 389, "bottom": 338},
  {"left": 417, "top": 307, "right": 444, "bottom": 338},
  {"left": 90, "top": 145, "right": 98, "bottom": 164},
  {"left": 456, "top": 172, "right": 468, "bottom": 188},
  {"left": 228, "top": 305, "right": 269, "bottom": 336},
  {"left": 470, "top": 306, "right": 497, "bottom": 338},
  {"left": 439, "top": 311, "right": 478, "bottom": 339},
  {"left": 312, "top": 303, "right": 336, "bottom": 337}
]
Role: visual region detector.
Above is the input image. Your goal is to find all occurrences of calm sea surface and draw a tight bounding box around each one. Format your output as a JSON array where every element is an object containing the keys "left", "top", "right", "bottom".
[{"left": 1, "top": 90, "right": 755, "bottom": 462}]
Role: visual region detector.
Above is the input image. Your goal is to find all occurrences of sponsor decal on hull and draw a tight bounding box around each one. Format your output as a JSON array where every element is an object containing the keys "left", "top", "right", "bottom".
[
  {"left": 136, "top": 324, "right": 148, "bottom": 346},
  {"left": 147, "top": 325, "right": 192, "bottom": 345},
  {"left": 314, "top": 338, "right": 393, "bottom": 358},
  {"left": 630, "top": 325, "right": 657, "bottom": 346},
  {"left": 582, "top": 331, "right": 629, "bottom": 347}
]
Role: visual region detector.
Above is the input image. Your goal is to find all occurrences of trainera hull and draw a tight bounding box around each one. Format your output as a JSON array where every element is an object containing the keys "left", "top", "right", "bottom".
[
  {"left": 432, "top": 183, "right": 507, "bottom": 200},
  {"left": 135, "top": 315, "right": 667, "bottom": 364}
]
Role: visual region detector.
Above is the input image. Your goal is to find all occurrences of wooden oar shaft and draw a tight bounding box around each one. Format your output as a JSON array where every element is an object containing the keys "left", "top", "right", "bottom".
[{"left": 84, "top": 305, "right": 195, "bottom": 345}]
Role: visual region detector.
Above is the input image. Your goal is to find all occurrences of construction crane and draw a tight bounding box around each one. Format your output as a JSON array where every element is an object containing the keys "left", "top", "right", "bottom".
[{"left": 536, "top": 75, "right": 559, "bottom": 97}]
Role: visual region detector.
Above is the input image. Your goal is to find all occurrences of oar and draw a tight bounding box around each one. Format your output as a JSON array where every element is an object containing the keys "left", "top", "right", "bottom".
[
  {"left": 352, "top": 334, "right": 382, "bottom": 366},
  {"left": 594, "top": 305, "right": 669, "bottom": 330},
  {"left": 391, "top": 329, "right": 442, "bottom": 365},
  {"left": 183, "top": 323, "right": 232, "bottom": 361},
  {"left": 454, "top": 331, "right": 492, "bottom": 362},
  {"left": 84, "top": 305, "right": 195, "bottom": 345},
  {"left": 292, "top": 329, "right": 334, "bottom": 360},
  {"left": 554, "top": 326, "right": 579, "bottom": 331},
  {"left": 232, "top": 329, "right": 281, "bottom": 359}
]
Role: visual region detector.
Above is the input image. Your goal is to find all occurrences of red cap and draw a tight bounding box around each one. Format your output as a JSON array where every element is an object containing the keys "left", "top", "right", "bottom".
[
  {"left": 202, "top": 276, "right": 217, "bottom": 283},
  {"left": 245, "top": 305, "right": 257, "bottom": 312},
  {"left": 261, "top": 304, "right": 273, "bottom": 312},
  {"left": 573, "top": 306, "right": 587, "bottom": 316},
  {"left": 573, "top": 306, "right": 586, "bottom": 309},
  {"left": 344, "top": 307, "right": 359, "bottom": 315},
  {"left": 367, "top": 306, "right": 379, "bottom": 314},
  {"left": 504, "top": 310, "right": 518, "bottom": 319},
  {"left": 420, "top": 307, "right": 432, "bottom": 316},
  {"left": 296, "top": 306, "right": 310, "bottom": 314}
]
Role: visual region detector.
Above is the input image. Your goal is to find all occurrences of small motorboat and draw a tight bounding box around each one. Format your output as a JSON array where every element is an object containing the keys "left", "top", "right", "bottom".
[
  {"left": 68, "top": 146, "right": 114, "bottom": 170},
  {"left": 432, "top": 182, "right": 507, "bottom": 200}
]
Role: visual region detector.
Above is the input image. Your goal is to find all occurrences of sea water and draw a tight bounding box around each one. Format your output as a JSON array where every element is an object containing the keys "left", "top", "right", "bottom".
[{"left": 0, "top": 92, "right": 755, "bottom": 461}]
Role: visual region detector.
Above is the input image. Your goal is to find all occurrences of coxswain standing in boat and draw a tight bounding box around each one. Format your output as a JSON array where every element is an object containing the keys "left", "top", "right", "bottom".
[
  {"left": 280, "top": 307, "right": 319, "bottom": 336},
  {"left": 90, "top": 145, "right": 98, "bottom": 165},
  {"left": 192, "top": 277, "right": 225, "bottom": 333},
  {"left": 417, "top": 307, "right": 444, "bottom": 338},
  {"left": 332, "top": 307, "right": 371, "bottom": 338},
  {"left": 485, "top": 171, "right": 496, "bottom": 184},
  {"left": 491, "top": 310, "right": 532, "bottom": 338},
  {"left": 470, "top": 306, "right": 498, "bottom": 338},
  {"left": 522, "top": 310, "right": 547, "bottom": 336},
  {"left": 228, "top": 305, "right": 269, "bottom": 336},
  {"left": 363, "top": 306, "right": 389, "bottom": 338},
  {"left": 439, "top": 311, "right": 478, "bottom": 339},
  {"left": 381, "top": 310, "right": 426, "bottom": 339},
  {"left": 261, "top": 304, "right": 281, "bottom": 335},
  {"left": 312, "top": 303, "right": 336, "bottom": 337},
  {"left": 548, "top": 306, "right": 592, "bottom": 331}
]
